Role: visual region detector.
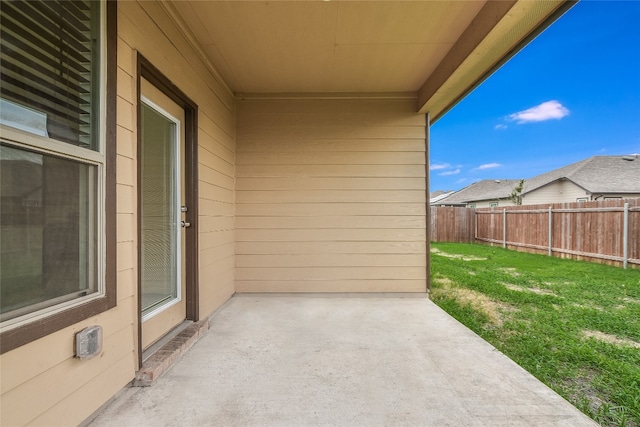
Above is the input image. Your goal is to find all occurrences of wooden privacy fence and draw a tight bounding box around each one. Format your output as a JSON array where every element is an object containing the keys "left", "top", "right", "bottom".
[
  {"left": 431, "top": 199, "right": 640, "bottom": 268},
  {"left": 430, "top": 206, "right": 475, "bottom": 243}
]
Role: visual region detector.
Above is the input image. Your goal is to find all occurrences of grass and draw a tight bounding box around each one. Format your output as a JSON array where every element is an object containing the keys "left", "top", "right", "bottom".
[{"left": 430, "top": 242, "right": 640, "bottom": 427}]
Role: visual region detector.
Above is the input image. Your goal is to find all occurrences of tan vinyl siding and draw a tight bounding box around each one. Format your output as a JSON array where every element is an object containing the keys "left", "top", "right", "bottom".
[
  {"left": 1, "top": 1, "right": 236, "bottom": 425},
  {"left": 236, "top": 98, "right": 426, "bottom": 293}
]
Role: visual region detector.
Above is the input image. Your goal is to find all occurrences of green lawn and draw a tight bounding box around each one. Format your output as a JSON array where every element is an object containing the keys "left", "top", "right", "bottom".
[{"left": 430, "top": 242, "right": 640, "bottom": 427}]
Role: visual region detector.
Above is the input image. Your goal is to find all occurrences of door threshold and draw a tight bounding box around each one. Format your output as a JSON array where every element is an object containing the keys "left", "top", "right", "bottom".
[
  {"left": 142, "top": 320, "right": 192, "bottom": 363},
  {"left": 134, "top": 320, "right": 209, "bottom": 387}
]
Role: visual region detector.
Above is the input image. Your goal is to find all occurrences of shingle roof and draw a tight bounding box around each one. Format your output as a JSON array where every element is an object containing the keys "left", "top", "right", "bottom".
[
  {"left": 435, "top": 179, "right": 520, "bottom": 205},
  {"left": 523, "top": 155, "right": 640, "bottom": 194},
  {"left": 430, "top": 191, "right": 455, "bottom": 204}
]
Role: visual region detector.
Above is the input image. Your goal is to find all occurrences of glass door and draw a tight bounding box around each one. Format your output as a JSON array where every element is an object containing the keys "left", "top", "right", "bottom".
[{"left": 140, "top": 78, "right": 186, "bottom": 351}]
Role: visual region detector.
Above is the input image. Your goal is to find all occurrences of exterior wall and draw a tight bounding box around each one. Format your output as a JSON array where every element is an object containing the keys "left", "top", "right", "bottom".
[
  {"left": 236, "top": 98, "right": 427, "bottom": 292},
  {"left": 0, "top": 2, "right": 236, "bottom": 425},
  {"left": 523, "top": 180, "right": 588, "bottom": 205},
  {"left": 599, "top": 193, "right": 640, "bottom": 200},
  {"left": 468, "top": 198, "right": 514, "bottom": 208}
]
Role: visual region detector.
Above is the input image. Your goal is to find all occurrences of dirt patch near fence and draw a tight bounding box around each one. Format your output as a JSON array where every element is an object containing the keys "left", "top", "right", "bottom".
[{"left": 430, "top": 247, "right": 487, "bottom": 261}]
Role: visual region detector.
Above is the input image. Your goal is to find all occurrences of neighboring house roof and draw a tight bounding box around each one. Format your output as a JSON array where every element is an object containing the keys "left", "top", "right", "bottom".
[
  {"left": 523, "top": 155, "right": 640, "bottom": 195},
  {"left": 435, "top": 155, "right": 640, "bottom": 206},
  {"left": 430, "top": 191, "right": 455, "bottom": 204},
  {"left": 434, "top": 179, "right": 520, "bottom": 205}
]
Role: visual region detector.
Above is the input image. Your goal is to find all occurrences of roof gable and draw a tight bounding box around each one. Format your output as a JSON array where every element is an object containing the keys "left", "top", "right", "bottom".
[{"left": 524, "top": 155, "right": 640, "bottom": 194}]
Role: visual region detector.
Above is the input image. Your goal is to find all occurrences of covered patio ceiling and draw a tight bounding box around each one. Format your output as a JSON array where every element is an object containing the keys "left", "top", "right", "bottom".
[{"left": 166, "top": 0, "right": 573, "bottom": 120}]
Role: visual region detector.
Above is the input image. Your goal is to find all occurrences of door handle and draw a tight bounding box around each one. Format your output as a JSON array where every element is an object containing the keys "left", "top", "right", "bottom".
[{"left": 181, "top": 221, "right": 191, "bottom": 228}]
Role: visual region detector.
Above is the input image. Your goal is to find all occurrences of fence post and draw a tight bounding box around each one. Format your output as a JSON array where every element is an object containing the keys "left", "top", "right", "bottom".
[
  {"left": 502, "top": 209, "right": 506, "bottom": 248},
  {"left": 548, "top": 206, "right": 552, "bottom": 257},
  {"left": 623, "top": 203, "right": 629, "bottom": 269}
]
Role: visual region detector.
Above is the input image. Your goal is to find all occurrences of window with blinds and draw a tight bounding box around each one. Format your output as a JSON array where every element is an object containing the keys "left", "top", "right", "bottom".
[
  {"left": 0, "top": 0, "right": 105, "bottom": 331},
  {"left": 0, "top": 0, "right": 101, "bottom": 150}
]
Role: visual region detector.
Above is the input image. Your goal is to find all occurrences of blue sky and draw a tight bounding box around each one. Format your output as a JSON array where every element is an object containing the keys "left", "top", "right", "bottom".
[{"left": 430, "top": 1, "right": 640, "bottom": 192}]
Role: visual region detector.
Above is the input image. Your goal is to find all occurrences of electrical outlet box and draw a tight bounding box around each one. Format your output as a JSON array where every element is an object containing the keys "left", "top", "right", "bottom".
[{"left": 75, "top": 326, "right": 103, "bottom": 360}]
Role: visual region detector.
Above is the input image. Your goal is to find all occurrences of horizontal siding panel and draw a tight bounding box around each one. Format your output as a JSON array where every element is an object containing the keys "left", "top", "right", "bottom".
[
  {"left": 117, "top": 36, "right": 134, "bottom": 76},
  {"left": 198, "top": 216, "right": 235, "bottom": 233},
  {"left": 199, "top": 230, "right": 235, "bottom": 250},
  {"left": 117, "top": 269, "right": 136, "bottom": 302},
  {"left": 236, "top": 254, "right": 426, "bottom": 268},
  {"left": 199, "top": 199, "right": 234, "bottom": 216},
  {"left": 237, "top": 190, "right": 424, "bottom": 204},
  {"left": 237, "top": 267, "right": 425, "bottom": 280},
  {"left": 200, "top": 164, "right": 235, "bottom": 190},
  {"left": 237, "top": 124, "right": 424, "bottom": 140},
  {"left": 236, "top": 228, "right": 426, "bottom": 242},
  {"left": 236, "top": 215, "right": 425, "bottom": 229},
  {"left": 116, "top": 155, "right": 135, "bottom": 186},
  {"left": 116, "top": 67, "right": 134, "bottom": 103},
  {"left": 201, "top": 182, "right": 235, "bottom": 204},
  {"left": 236, "top": 280, "right": 426, "bottom": 293},
  {"left": 238, "top": 98, "right": 418, "bottom": 116},
  {"left": 236, "top": 151, "right": 425, "bottom": 165},
  {"left": 115, "top": 184, "right": 134, "bottom": 215},
  {"left": 116, "top": 125, "right": 135, "bottom": 159},
  {"left": 199, "top": 269, "right": 235, "bottom": 315},
  {"left": 200, "top": 243, "right": 235, "bottom": 268},
  {"left": 199, "top": 145, "right": 234, "bottom": 178},
  {"left": 117, "top": 241, "right": 135, "bottom": 272},
  {"left": 198, "top": 254, "right": 235, "bottom": 278},
  {"left": 236, "top": 241, "right": 426, "bottom": 255},
  {"left": 237, "top": 177, "right": 425, "bottom": 191},
  {"left": 116, "top": 213, "right": 135, "bottom": 243},
  {"left": 116, "top": 96, "right": 134, "bottom": 132},
  {"left": 238, "top": 138, "right": 425, "bottom": 153},
  {"left": 237, "top": 203, "right": 425, "bottom": 216},
  {"left": 199, "top": 113, "right": 235, "bottom": 153},
  {"left": 239, "top": 111, "right": 424, "bottom": 127},
  {"left": 237, "top": 164, "right": 425, "bottom": 178}
]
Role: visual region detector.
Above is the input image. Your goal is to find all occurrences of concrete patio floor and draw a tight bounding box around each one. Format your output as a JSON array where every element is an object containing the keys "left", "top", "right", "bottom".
[{"left": 89, "top": 294, "right": 597, "bottom": 426}]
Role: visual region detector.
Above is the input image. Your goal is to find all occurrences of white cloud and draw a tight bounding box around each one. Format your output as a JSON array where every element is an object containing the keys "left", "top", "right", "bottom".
[
  {"left": 494, "top": 124, "right": 508, "bottom": 130},
  {"left": 455, "top": 178, "right": 467, "bottom": 184},
  {"left": 439, "top": 168, "right": 460, "bottom": 176},
  {"left": 430, "top": 163, "right": 450, "bottom": 171},
  {"left": 475, "top": 163, "right": 501, "bottom": 170},
  {"left": 508, "top": 100, "right": 569, "bottom": 124}
]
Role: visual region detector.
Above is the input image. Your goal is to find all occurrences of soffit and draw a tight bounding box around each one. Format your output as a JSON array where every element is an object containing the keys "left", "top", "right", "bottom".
[
  {"left": 172, "top": 1, "right": 484, "bottom": 94},
  {"left": 168, "top": 1, "right": 572, "bottom": 116}
]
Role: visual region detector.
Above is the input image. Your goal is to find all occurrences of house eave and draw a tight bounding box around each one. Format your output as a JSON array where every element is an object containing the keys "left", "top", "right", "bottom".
[{"left": 418, "top": 0, "right": 575, "bottom": 119}]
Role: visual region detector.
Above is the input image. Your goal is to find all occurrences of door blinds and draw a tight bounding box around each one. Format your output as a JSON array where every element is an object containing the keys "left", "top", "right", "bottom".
[{"left": 0, "top": 0, "right": 100, "bottom": 150}]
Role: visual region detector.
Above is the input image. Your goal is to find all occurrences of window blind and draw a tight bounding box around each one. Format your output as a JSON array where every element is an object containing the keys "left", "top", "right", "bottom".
[{"left": 0, "top": 0, "right": 100, "bottom": 149}]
